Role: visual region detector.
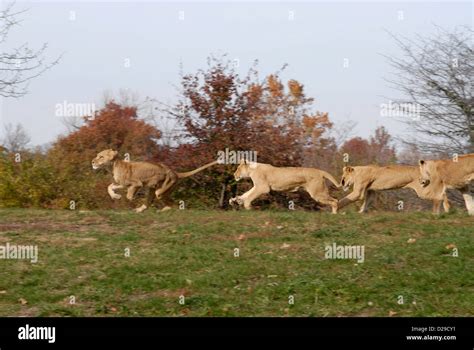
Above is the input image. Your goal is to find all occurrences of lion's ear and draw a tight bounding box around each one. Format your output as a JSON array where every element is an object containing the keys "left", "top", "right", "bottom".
[
  {"left": 345, "top": 166, "right": 354, "bottom": 173},
  {"left": 239, "top": 158, "right": 245, "bottom": 165},
  {"left": 419, "top": 160, "right": 425, "bottom": 166}
]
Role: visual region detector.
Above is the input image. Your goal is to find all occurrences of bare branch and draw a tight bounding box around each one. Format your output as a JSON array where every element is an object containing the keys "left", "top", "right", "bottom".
[
  {"left": 0, "top": 2, "right": 61, "bottom": 98},
  {"left": 384, "top": 26, "right": 473, "bottom": 154}
]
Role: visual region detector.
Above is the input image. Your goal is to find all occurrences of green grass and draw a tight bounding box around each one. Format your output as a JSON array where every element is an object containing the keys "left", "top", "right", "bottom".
[{"left": 0, "top": 208, "right": 472, "bottom": 316}]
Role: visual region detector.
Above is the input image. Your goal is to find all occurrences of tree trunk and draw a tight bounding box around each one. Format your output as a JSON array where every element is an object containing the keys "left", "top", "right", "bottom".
[
  {"left": 469, "top": 119, "right": 474, "bottom": 153},
  {"left": 218, "top": 182, "right": 226, "bottom": 209}
]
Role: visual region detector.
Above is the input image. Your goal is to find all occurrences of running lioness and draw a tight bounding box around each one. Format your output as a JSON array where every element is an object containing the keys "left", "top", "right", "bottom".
[
  {"left": 339, "top": 165, "right": 450, "bottom": 214},
  {"left": 92, "top": 149, "right": 218, "bottom": 212},
  {"left": 229, "top": 160, "right": 340, "bottom": 213}
]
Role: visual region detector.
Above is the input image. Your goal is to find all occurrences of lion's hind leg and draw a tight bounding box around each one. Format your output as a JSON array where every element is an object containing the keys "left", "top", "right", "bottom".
[
  {"left": 306, "top": 180, "right": 338, "bottom": 214},
  {"left": 155, "top": 172, "right": 177, "bottom": 202},
  {"left": 442, "top": 193, "right": 451, "bottom": 213},
  {"left": 154, "top": 174, "right": 178, "bottom": 212},
  {"left": 310, "top": 193, "right": 339, "bottom": 214},
  {"left": 157, "top": 191, "right": 176, "bottom": 212},
  {"left": 134, "top": 187, "right": 156, "bottom": 213}
]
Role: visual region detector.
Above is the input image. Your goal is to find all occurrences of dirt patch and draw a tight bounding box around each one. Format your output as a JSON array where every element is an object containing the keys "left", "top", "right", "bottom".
[
  {"left": 208, "top": 231, "right": 276, "bottom": 242},
  {"left": 15, "top": 306, "right": 40, "bottom": 317},
  {"left": 128, "top": 288, "right": 190, "bottom": 302},
  {"left": 0, "top": 222, "right": 82, "bottom": 232},
  {"left": 0, "top": 221, "right": 117, "bottom": 236}
]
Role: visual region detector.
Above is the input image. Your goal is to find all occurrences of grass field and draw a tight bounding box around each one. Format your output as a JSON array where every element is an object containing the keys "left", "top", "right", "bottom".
[{"left": 0, "top": 208, "right": 472, "bottom": 317}]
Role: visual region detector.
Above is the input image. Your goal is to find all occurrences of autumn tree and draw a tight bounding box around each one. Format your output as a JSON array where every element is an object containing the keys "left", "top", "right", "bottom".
[
  {"left": 160, "top": 56, "right": 333, "bottom": 209},
  {"left": 368, "top": 126, "right": 397, "bottom": 165},
  {"left": 0, "top": 125, "right": 55, "bottom": 208},
  {"left": 340, "top": 137, "right": 371, "bottom": 166},
  {"left": 340, "top": 126, "right": 396, "bottom": 166}
]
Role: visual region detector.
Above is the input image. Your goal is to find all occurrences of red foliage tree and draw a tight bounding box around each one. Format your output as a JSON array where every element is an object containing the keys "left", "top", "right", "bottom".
[
  {"left": 340, "top": 126, "right": 397, "bottom": 166},
  {"left": 159, "top": 57, "right": 334, "bottom": 208}
]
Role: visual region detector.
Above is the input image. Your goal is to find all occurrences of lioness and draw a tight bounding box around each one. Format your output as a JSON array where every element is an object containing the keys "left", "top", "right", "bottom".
[
  {"left": 92, "top": 149, "right": 217, "bottom": 212},
  {"left": 419, "top": 154, "right": 474, "bottom": 216},
  {"left": 339, "top": 165, "right": 450, "bottom": 214},
  {"left": 229, "top": 160, "right": 340, "bottom": 213}
]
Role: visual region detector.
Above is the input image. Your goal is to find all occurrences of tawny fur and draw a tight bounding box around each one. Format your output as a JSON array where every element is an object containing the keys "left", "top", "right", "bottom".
[
  {"left": 229, "top": 160, "right": 340, "bottom": 214},
  {"left": 339, "top": 165, "right": 450, "bottom": 214},
  {"left": 419, "top": 154, "right": 474, "bottom": 216},
  {"left": 92, "top": 149, "right": 217, "bottom": 212}
]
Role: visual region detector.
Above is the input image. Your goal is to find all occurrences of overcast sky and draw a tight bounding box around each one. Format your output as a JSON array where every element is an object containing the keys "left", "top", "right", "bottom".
[{"left": 0, "top": 1, "right": 471, "bottom": 146}]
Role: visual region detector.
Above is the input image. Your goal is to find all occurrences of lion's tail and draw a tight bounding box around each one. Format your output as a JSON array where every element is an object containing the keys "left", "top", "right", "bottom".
[
  {"left": 177, "top": 160, "right": 219, "bottom": 178},
  {"left": 322, "top": 171, "right": 341, "bottom": 189}
]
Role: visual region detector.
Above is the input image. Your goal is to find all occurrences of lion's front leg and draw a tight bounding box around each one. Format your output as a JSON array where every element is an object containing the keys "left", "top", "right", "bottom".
[
  {"left": 338, "top": 185, "right": 365, "bottom": 210},
  {"left": 358, "top": 189, "right": 371, "bottom": 213},
  {"left": 461, "top": 190, "right": 474, "bottom": 216},
  {"left": 241, "top": 185, "right": 270, "bottom": 209},
  {"left": 108, "top": 183, "right": 123, "bottom": 200},
  {"left": 229, "top": 196, "right": 244, "bottom": 206},
  {"left": 231, "top": 186, "right": 269, "bottom": 210},
  {"left": 229, "top": 187, "right": 256, "bottom": 207}
]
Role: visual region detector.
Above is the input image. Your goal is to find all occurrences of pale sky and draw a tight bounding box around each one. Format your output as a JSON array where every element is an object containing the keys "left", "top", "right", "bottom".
[{"left": 0, "top": 1, "right": 472, "bottom": 146}]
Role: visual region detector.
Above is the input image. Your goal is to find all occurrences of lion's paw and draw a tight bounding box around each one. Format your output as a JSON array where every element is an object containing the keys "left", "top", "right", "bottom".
[
  {"left": 134, "top": 204, "right": 147, "bottom": 213},
  {"left": 110, "top": 193, "right": 122, "bottom": 200},
  {"left": 229, "top": 197, "right": 243, "bottom": 206}
]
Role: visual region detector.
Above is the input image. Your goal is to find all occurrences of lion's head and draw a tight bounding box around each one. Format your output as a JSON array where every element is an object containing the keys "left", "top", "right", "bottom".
[
  {"left": 233, "top": 159, "right": 254, "bottom": 181},
  {"left": 92, "top": 149, "right": 118, "bottom": 170},
  {"left": 341, "top": 166, "right": 356, "bottom": 192}
]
